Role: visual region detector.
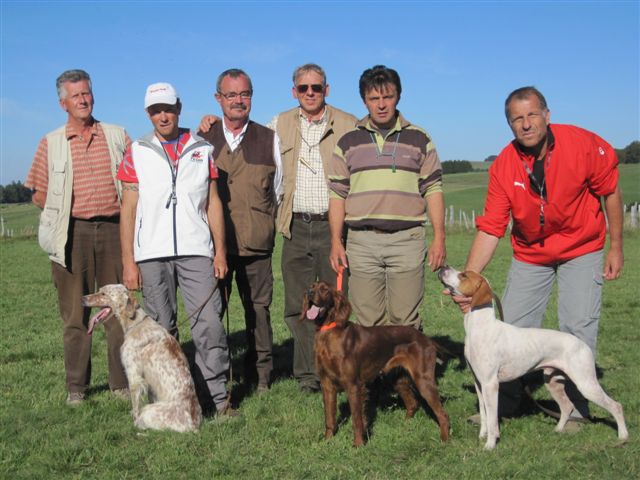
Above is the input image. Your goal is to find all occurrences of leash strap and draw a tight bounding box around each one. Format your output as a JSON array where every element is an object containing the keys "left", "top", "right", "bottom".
[
  {"left": 336, "top": 265, "right": 344, "bottom": 292},
  {"left": 491, "top": 291, "right": 505, "bottom": 322},
  {"left": 223, "top": 282, "right": 234, "bottom": 386}
]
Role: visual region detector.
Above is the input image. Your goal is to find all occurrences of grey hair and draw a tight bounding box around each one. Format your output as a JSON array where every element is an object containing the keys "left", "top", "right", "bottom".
[
  {"left": 504, "top": 86, "right": 548, "bottom": 120},
  {"left": 216, "top": 68, "right": 253, "bottom": 93},
  {"left": 292, "top": 63, "right": 326, "bottom": 85},
  {"left": 56, "top": 69, "right": 92, "bottom": 100}
]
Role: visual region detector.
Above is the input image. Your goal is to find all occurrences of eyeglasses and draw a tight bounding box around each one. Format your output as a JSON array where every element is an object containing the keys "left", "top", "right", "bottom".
[
  {"left": 296, "top": 84, "right": 324, "bottom": 94},
  {"left": 218, "top": 91, "right": 252, "bottom": 101}
]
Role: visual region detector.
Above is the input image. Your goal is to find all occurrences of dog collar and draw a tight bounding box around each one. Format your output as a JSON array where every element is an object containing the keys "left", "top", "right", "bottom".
[
  {"left": 319, "top": 322, "right": 337, "bottom": 332},
  {"left": 471, "top": 303, "right": 493, "bottom": 312}
]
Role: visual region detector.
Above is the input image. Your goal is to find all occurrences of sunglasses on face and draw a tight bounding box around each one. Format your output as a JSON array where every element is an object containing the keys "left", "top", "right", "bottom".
[{"left": 296, "top": 84, "right": 324, "bottom": 94}]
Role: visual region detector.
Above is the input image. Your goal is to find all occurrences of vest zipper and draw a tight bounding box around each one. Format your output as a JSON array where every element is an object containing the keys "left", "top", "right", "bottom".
[{"left": 160, "top": 139, "right": 180, "bottom": 256}]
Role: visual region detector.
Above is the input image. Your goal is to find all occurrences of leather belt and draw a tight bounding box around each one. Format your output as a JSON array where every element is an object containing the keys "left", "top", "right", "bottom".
[
  {"left": 293, "top": 212, "right": 328, "bottom": 222},
  {"left": 74, "top": 216, "right": 120, "bottom": 223},
  {"left": 349, "top": 225, "right": 404, "bottom": 234}
]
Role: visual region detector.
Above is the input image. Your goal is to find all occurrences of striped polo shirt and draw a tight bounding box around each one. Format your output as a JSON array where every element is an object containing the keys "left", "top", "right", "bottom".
[{"left": 328, "top": 113, "right": 443, "bottom": 232}]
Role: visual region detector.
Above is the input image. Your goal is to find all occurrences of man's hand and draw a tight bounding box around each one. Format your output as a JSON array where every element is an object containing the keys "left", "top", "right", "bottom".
[
  {"left": 442, "top": 288, "right": 472, "bottom": 314},
  {"left": 198, "top": 115, "right": 219, "bottom": 133},
  {"left": 329, "top": 242, "right": 348, "bottom": 273},
  {"left": 427, "top": 236, "right": 446, "bottom": 271},
  {"left": 604, "top": 245, "right": 623, "bottom": 280},
  {"left": 123, "top": 260, "right": 141, "bottom": 291},
  {"left": 213, "top": 252, "right": 228, "bottom": 279}
]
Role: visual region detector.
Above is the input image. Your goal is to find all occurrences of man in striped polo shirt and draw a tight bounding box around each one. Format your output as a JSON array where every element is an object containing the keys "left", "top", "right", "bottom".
[
  {"left": 25, "top": 69, "right": 130, "bottom": 406},
  {"left": 328, "top": 65, "right": 446, "bottom": 329}
]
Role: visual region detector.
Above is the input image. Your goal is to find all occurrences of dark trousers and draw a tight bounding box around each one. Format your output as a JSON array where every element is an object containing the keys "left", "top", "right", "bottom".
[
  {"left": 281, "top": 218, "right": 345, "bottom": 388},
  {"left": 51, "top": 218, "right": 127, "bottom": 394},
  {"left": 221, "top": 254, "right": 273, "bottom": 387}
]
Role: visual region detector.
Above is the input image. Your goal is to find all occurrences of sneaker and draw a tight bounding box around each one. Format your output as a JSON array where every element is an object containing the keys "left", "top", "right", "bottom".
[
  {"left": 112, "top": 388, "right": 130, "bottom": 400},
  {"left": 66, "top": 392, "right": 85, "bottom": 407}
]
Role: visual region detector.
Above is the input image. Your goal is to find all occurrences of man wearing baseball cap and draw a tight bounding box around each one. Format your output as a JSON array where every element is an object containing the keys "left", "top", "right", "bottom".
[{"left": 117, "top": 82, "right": 235, "bottom": 418}]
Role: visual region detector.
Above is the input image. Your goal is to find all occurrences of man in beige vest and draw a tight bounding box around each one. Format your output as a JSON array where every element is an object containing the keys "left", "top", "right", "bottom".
[
  {"left": 25, "top": 69, "right": 130, "bottom": 406},
  {"left": 268, "top": 64, "right": 357, "bottom": 393},
  {"left": 198, "top": 69, "right": 283, "bottom": 393}
]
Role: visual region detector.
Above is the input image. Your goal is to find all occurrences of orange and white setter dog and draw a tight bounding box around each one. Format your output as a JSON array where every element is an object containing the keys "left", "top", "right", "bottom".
[{"left": 82, "top": 284, "right": 202, "bottom": 432}]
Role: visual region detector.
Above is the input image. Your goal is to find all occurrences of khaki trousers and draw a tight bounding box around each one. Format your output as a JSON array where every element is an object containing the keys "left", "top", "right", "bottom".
[{"left": 346, "top": 226, "right": 426, "bottom": 328}]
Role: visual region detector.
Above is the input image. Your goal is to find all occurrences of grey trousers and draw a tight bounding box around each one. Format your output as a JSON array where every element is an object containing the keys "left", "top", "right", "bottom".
[
  {"left": 139, "top": 256, "right": 229, "bottom": 409},
  {"left": 282, "top": 217, "right": 342, "bottom": 388},
  {"left": 499, "top": 251, "right": 604, "bottom": 417}
]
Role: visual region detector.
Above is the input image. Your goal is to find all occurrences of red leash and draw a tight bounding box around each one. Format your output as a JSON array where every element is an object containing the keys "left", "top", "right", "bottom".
[
  {"left": 336, "top": 265, "right": 344, "bottom": 292},
  {"left": 320, "top": 266, "right": 345, "bottom": 333}
]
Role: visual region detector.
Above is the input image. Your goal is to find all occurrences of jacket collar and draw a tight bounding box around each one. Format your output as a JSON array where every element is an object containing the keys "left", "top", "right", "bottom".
[
  {"left": 356, "top": 111, "right": 410, "bottom": 134},
  {"left": 513, "top": 124, "right": 556, "bottom": 160}
]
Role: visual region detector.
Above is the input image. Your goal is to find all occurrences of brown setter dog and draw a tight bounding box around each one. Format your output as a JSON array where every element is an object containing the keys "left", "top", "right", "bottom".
[{"left": 302, "top": 281, "right": 449, "bottom": 447}]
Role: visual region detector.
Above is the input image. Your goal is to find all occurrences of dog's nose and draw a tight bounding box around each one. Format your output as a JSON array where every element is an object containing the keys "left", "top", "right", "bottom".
[
  {"left": 437, "top": 266, "right": 448, "bottom": 280},
  {"left": 306, "top": 289, "right": 315, "bottom": 303}
]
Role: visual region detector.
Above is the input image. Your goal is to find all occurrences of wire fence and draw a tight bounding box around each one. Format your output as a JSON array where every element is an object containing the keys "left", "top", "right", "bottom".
[{"left": 1, "top": 204, "right": 638, "bottom": 239}]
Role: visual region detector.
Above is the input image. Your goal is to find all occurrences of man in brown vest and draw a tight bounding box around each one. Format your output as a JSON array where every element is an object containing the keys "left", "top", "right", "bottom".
[{"left": 199, "top": 69, "right": 283, "bottom": 392}]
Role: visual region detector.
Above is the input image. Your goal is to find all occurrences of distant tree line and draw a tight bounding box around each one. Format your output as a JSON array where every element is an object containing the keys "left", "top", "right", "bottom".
[
  {"left": 442, "top": 160, "right": 473, "bottom": 174},
  {"left": 0, "top": 181, "right": 32, "bottom": 204},
  {"left": 2, "top": 141, "right": 637, "bottom": 201},
  {"left": 478, "top": 141, "right": 639, "bottom": 165},
  {"left": 616, "top": 141, "right": 639, "bottom": 164}
]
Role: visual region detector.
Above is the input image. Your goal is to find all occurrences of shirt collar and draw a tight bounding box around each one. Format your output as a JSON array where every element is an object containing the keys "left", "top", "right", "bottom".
[
  {"left": 357, "top": 111, "right": 408, "bottom": 136},
  {"left": 223, "top": 119, "right": 249, "bottom": 139},
  {"left": 65, "top": 119, "right": 99, "bottom": 140},
  {"left": 298, "top": 106, "right": 328, "bottom": 126}
]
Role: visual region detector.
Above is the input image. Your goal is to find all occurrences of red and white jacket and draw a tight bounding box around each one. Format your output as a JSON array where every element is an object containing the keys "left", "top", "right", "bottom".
[
  {"left": 476, "top": 124, "right": 619, "bottom": 265},
  {"left": 117, "top": 130, "right": 217, "bottom": 262}
]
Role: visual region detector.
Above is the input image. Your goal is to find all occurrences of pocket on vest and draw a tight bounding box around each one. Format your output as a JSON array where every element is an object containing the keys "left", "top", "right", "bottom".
[
  {"left": 244, "top": 207, "right": 275, "bottom": 253},
  {"left": 38, "top": 206, "right": 59, "bottom": 254}
]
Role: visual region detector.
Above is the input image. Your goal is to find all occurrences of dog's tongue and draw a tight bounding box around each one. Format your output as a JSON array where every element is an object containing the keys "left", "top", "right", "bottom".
[
  {"left": 306, "top": 305, "right": 320, "bottom": 321},
  {"left": 87, "top": 307, "right": 112, "bottom": 336}
]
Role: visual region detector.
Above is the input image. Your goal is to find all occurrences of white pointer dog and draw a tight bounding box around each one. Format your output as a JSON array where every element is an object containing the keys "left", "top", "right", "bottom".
[
  {"left": 438, "top": 266, "right": 628, "bottom": 450},
  {"left": 82, "top": 284, "right": 202, "bottom": 432}
]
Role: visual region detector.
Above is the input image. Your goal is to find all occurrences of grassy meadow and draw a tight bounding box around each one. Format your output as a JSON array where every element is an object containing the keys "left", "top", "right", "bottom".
[{"left": 1, "top": 167, "right": 639, "bottom": 479}]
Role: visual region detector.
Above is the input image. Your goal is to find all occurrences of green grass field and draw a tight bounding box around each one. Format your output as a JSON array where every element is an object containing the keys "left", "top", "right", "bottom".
[{"left": 1, "top": 166, "right": 638, "bottom": 479}]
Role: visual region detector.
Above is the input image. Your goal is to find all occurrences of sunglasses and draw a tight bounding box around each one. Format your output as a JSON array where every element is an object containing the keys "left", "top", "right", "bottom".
[{"left": 296, "top": 84, "right": 324, "bottom": 94}]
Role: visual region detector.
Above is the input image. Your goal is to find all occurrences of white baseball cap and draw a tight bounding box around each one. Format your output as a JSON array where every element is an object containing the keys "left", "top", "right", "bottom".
[{"left": 144, "top": 82, "right": 178, "bottom": 109}]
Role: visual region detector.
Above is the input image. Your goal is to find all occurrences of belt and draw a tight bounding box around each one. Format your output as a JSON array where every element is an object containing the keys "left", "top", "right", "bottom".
[
  {"left": 74, "top": 215, "right": 120, "bottom": 223},
  {"left": 293, "top": 212, "right": 328, "bottom": 222},
  {"left": 349, "top": 225, "right": 408, "bottom": 234}
]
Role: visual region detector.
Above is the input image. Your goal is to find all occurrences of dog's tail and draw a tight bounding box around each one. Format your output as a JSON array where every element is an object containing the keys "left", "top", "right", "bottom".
[{"left": 432, "top": 341, "right": 455, "bottom": 366}]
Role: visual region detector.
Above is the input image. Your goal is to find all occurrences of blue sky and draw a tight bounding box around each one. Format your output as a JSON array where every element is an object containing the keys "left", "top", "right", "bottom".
[{"left": 1, "top": 0, "right": 638, "bottom": 185}]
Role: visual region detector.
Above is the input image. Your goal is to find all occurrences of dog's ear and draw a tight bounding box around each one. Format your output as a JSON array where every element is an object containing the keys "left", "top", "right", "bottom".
[
  {"left": 468, "top": 273, "right": 493, "bottom": 308},
  {"left": 329, "top": 289, "right": 351, "bottom": 327},
  {"left": 125, "top": 291, "right": 139, "bottom": 320}
]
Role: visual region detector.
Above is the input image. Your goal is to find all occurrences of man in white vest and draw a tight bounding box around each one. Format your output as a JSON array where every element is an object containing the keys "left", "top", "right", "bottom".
[
  {"left": 25, "top": 69, "right": 130, "bottom": 406},
  {"left": 118, "top": 82, "right": 234, "bottom": 418}
]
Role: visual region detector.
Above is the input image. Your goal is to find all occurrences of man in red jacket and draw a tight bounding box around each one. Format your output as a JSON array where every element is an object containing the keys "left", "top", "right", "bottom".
[{"left": 450, "top": 86, "right": 624, "bottom": 424}]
